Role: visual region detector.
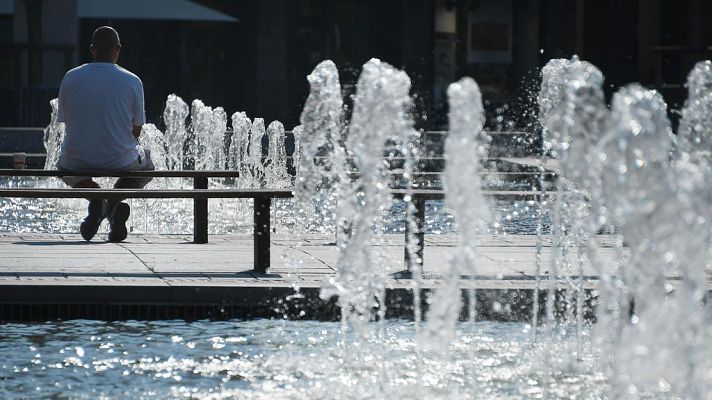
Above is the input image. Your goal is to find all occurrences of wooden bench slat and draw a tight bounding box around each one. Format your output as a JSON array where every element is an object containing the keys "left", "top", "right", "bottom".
[
  {"left": 0, "top": 169, "right": 240, "bottom": 178},
  {"left": 0, "top": 188, "right": 293, "bottom": 199}
]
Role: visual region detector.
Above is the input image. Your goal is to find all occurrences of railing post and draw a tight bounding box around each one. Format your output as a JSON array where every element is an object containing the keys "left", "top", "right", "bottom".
[
  {"left": 193, "top": 177, "right": 208, "bottom": 243},
  {"left": 405, "top": 197, "right": 426, "bottom": 273},
  {"left": 254, "top": 196, "right": 271, "bottom": 273}
]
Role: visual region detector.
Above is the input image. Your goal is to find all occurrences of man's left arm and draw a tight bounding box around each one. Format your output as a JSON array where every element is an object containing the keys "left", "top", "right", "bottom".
[{"left": 132, "top": 80, "right": 146, "bottom": 139}]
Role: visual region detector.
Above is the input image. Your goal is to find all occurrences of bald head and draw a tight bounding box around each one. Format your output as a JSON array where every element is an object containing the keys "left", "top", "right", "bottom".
[{"left": 91, "top": 26, "right": 121, "bottom": 62}]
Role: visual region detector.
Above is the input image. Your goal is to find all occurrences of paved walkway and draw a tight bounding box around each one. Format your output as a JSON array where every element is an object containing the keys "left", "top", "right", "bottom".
[
  {"left": 1, "top": 233, "right": 709, "bottom": 321},
  {"left": 0, "top": 233, "right": 625, "bottom": 290}
]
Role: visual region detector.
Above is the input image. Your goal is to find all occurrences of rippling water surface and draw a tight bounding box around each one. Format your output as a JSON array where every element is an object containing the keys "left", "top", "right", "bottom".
[
  {"left": 0, "top": 178, "right": 548, "bottom": 236},
  {"left": 0, "top": 319, "right": 608, "bottom": 399}
]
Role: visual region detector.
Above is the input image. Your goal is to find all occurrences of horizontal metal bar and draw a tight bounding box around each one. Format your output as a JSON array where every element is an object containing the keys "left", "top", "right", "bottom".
[
  {"left": 346, "top": 171, "right": 556, "bottom": 177},
  {"left": 0, "top": 169, "right": 241, "bottom": 178},
  {"left": 0, "top": 188, "right": 293, "bottom": 199},
  {"left": 0, "top": 187, "right": 559, "bottom": 201},
  {"left": 0, "top": 153, "right": 46, "bottom": 157},
  {"left": 390, "top": 189, "right": 556, "bottom": 200},
  {"left": 0, "top": 157, "right": 548, "bottom": 169},
  {"left": 0, "top": 168, "right": 553, "bottom": 179}
]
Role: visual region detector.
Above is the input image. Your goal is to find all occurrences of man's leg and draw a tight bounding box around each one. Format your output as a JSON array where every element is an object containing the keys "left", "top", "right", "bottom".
[
  {"left": 107, "top": 150, "right": 155, "bottom": 242},
  {"left": 62, "top": 176, "right": 106, "bottom": 241}
]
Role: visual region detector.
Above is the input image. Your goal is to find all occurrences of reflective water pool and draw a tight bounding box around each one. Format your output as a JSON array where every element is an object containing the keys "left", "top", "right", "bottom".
[{"left": 0, "top": 319, "right": 607, "bottom": 399}]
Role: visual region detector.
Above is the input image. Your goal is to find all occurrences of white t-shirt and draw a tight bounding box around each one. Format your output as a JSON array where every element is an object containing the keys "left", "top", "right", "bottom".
[{"left": 57, "top": 62, "right": 145, "bottom": 171}]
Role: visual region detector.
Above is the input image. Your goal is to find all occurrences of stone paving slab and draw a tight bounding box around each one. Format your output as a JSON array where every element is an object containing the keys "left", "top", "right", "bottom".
[
  {"left": 0, "top": 232, "right": 628, "bottom": 281},
  {"left": 0, "top": 233, "right": 707, "bottom": 301}
]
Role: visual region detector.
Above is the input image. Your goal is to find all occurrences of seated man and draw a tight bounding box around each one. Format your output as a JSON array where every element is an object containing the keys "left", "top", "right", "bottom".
[{"left": 57, "top": 26, "right": 154, "bottom": 242}]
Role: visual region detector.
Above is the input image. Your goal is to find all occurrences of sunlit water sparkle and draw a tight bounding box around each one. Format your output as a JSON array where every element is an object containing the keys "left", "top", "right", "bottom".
[{"left": 0, "top": 319, "right": 611, "bottom": 399}]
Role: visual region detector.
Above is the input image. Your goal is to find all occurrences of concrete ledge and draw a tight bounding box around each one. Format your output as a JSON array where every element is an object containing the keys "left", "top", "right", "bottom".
[{"left": 0, "top": 285, "right": 595, "bottom": 322}]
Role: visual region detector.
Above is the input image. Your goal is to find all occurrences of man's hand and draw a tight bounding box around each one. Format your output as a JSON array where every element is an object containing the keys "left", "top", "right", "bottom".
[{"left": 132, "top": 125, "right": 142, "bottom": 139}]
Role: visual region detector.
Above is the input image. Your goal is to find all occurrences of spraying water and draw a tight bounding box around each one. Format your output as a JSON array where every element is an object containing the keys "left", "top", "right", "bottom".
[
  {"left": 678, "top": 60, "right": 712, "bottom": 160},
  {"left": 540, "top": 58, "right": 609, "bottom": 359},
  {"left": 538, "top": 58, "right": 572, "bottom": 159},
  {"left": 163, "top": 94, "right": 189, "bottom": 170},
  {"left": 189, "top": 100, "right": 211, "bottom": 170},
  {"left": 188, "top": 101, "right": 227, "bottom": 170},
  {"left": 331, "top": 58, "right": 412, "bottom": 332},
  {"left": 243, "top": 118, "right": 266, "bottom": 188},
  {"left": 295, "top": 60, "right": 347, "bottom": 233},
  {"left": 140, "top": 124, "right": 168, "bottom": 171},
  {"left": 265, "top": 121, "right": 289, "bottom": 188},
  {"left": 228, "top": 111, "right": 251, "bottom": 173},
  {"left": 536, "top": 57, "right": 607, "bottom": 338},
  {"left": 422, "top": 77, "right": 490, "bottom": 350},
  {"left": 536, "top": 58, "right": 573, "bottom": 332},
  {"left": 598, "top": 84, "right": 712, "bottom": 397},
  {"left": 208, "top": 107, "right": 228, "bottom": 170},
  {"left": 43, "top": 99, "right": 65, "bottom": 170}
]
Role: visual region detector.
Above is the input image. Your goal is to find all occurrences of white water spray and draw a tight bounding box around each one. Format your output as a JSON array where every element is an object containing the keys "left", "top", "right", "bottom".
[{"left": 422, "top": 77, "right": 490, "bottom": 350}]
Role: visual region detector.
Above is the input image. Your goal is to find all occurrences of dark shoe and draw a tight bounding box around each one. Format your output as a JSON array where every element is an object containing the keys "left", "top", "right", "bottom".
[
  {"left": 108, "top": 202, "right": 130, "bottom": 242},
  {"left": 80, "top": 199, "right": 105, "bottom": 241}
]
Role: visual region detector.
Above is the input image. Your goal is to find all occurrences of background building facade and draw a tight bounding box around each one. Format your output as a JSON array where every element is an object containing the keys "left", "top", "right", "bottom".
[{"left": 1, "top": 0, "right": 711, "bottom": 130}]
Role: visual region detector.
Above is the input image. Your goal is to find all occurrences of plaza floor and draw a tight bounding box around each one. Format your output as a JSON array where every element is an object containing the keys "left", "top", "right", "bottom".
[{"left": 0, "top": 233, "right": 707, "bottom": 321}]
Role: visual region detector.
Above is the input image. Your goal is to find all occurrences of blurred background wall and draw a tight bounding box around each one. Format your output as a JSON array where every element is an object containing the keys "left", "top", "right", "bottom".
[{"left": 1, "top": 0, "right": 711, "bottom": 130}]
